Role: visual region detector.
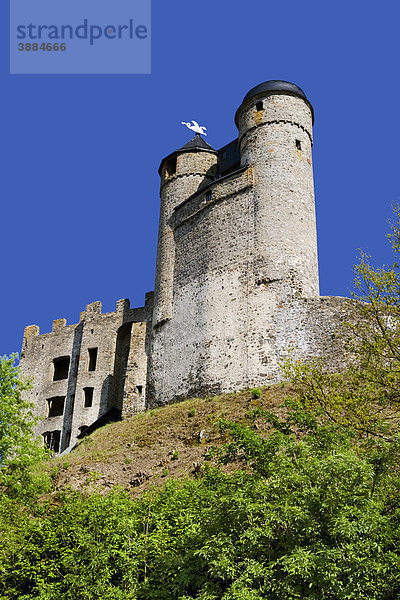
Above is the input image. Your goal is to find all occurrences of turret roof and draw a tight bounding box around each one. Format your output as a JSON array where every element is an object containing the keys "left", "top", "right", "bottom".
[
  {"left": 235, "top": 79, "right": 314, "bottom": 125},
  {"left": 178, "top": 133, "right": 215, "bottom": 152},
  {"left": 158, "top": 134, "right": 217, "bottom": 176}
]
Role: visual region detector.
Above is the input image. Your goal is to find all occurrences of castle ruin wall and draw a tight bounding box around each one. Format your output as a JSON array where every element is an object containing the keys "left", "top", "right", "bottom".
[{"left": 19, "top": 295, "right": 153, "bottom": 453}]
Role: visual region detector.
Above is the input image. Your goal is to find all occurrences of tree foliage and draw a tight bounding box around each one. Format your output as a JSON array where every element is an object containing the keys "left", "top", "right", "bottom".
[
  {"left": 2, "top": 406, "right": 400, "bottom": 599},
  {"left": 0, "top": 353, "right": 33, "bottom": 462},
  {"left": 283, "top": 205, "right": 400, "bottom": 440},
  {"left": 0, "top": 353, "right": 48, "bottom": 499}
]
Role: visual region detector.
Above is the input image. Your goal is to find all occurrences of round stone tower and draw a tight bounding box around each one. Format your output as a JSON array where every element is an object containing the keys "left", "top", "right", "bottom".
[
  {"left": 153, "top": 134, "right": 217, "bottom": 327},
  {"left": 235, "top": 80, "right": 319, "bottom": 298},
  {"left": 148, "top": 81, "right": 322, "bottom": 408}
]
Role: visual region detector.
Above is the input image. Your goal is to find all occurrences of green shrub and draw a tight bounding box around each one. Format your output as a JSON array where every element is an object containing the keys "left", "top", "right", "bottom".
[{"left": 2, "top": 413, "right": 400, "bottom": 600}]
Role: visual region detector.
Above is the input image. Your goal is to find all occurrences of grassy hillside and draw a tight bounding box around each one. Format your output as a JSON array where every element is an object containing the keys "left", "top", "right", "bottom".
[{"left": 49, "top": 385, "right": 287, "bottom": 496}]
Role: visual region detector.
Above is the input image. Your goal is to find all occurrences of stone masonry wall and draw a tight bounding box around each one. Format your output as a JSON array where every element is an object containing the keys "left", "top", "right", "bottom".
[
  {"left": 20, "top": 295, "right": 153, "bottom": 453},
  {"left": 147, "top": 156, "right": 353, "bottom": 405},
  {"left": 152, "top": 151, "right": 217, "bottom": 327}
]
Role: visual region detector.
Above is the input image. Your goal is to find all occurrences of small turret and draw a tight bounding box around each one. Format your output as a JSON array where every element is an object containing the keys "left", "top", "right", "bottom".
[
  {"left": 158, "top": 133, "right": 217, "bottom": 185},
  {"left": 153, "top": 134, "right": 217, "bottom": 327}
]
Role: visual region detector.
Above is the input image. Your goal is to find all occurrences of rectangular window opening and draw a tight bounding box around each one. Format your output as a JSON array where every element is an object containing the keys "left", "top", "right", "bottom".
[
  {"left": 88, "top": 348, "right": 98, "bottom": 372},
  {"left": 53, "top": 356, "right": 70, "bottom": 381},
  {"left": 136, "top": 385, "right": 143, "bottom": 396},
  {"left": 47, "top": 396, "right": 65, "bottom": 417},
  {"left": 296, "top": 139, "right": 302, "bottom": 150},
  {"left": 165, "top": 156, "right": 177, "bottom": 177},
  {"left": 256, "top": 101, "right": 263, "bottom": 111},
  {"left": 83, "top": 387, "right": 94, "bottom": 408},
  {"left": 43, "top": 430, "right": 61, "bottom": 453}
]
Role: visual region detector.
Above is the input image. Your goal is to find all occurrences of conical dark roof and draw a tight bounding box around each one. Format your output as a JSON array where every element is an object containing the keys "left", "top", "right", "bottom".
[
  {"left": 159, "top": 134, "right": 217, "bottom": 176},
  {"left": 178, "top": 133, "right": 215, "bottom": 152}
]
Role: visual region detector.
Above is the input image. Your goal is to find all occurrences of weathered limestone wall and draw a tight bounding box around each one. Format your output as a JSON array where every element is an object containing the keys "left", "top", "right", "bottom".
[
  {"left": 147, "top": 286, "right": 353, "bottom": 406},
  {"left": 120, "top": 313, "right": 153, "bottom": 419},
  {"left": 21, "top": 321, "right": 77, "bottom": 450},
  {"left": 20, "top": 295, "right": 152, "bottom": 453},
  {"left": 153, "top": 151, "right": 217, "bottom": 327}
]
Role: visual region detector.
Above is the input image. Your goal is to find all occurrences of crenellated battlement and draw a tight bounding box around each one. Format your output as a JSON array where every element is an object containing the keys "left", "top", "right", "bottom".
[
  {"left": 23, "top": 324, "right": 40, "bottom": 337},
  {"left": 23, "top": 298, "right": 152, "bottom": 348},
  {"left": 52, "top": 319, "right": 67, "bottom": 332}
]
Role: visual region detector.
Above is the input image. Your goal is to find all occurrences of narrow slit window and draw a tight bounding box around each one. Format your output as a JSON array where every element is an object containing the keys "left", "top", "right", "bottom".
[
  {"left": 53, "top": 356, "right": 70, "bottom": 381},
  {"left": 69, "top": 394, "right": 75, "bottom": 414},
  {"left": 47, "top": 396, "right": 65, "bottom": 417},
  {"left": 88, "top": 348, "right": 98, "bottom": 372},
  {"left": 256, "top": 101, "right": 263, "bottom": 111},
  {"left": 83, "top": 387, "right": 94, "bottom": 408},
  {"left": 296, "top": 139, "right": 302, "bottom": 150}
]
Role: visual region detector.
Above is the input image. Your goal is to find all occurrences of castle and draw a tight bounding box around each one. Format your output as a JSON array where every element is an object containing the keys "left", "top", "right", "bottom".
[{"left": 19, "top": 80, "right": 350, "bottom": 454}]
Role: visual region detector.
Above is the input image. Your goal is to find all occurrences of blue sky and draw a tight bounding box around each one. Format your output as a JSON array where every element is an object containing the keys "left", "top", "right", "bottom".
[{"left": 1, "top": 0, "right": 400, "bottom": 357}]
